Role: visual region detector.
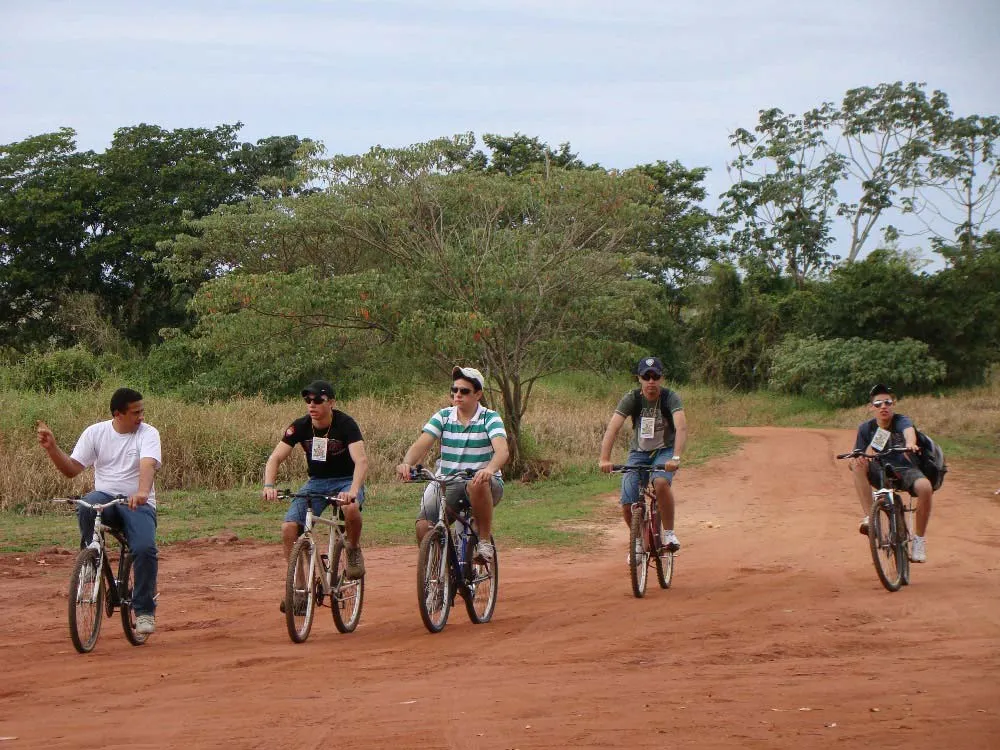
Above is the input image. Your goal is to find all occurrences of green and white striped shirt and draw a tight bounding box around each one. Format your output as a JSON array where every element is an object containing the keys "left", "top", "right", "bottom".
[{"left": 423, "top": 404, "right": 507, "bottom": 481}]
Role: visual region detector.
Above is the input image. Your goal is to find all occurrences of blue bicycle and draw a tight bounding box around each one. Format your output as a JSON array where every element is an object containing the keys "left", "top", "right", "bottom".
[{"left": 411, "top": 467, "right": 499, "bottom": 633}]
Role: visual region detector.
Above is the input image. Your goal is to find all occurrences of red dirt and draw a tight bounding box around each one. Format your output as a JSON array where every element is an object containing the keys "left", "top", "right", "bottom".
[{"left": 2, "top": 427, "right": 999, "bottom": 749}]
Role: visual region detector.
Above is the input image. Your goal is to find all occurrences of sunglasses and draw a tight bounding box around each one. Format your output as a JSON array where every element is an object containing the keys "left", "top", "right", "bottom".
[
  {"left": 639, "top": 372, "right": 662, "bottom": 382},
  {"left": 451, "top": 386, "right": 474, "bottom": 395},
  {"left": 872, "top": 399, "right": 894, "bottom": 408},
  {"left": 303, "top": 396, "right": 328, "bottom": 405}
]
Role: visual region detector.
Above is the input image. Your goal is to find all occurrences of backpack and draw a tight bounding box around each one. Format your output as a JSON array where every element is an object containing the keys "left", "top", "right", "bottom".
[
  {"left": 915, "top": 430, "right": 948, "bottom": 491},
  {"left": 629, "top": 388, "right": 676, "bottom": 436}
]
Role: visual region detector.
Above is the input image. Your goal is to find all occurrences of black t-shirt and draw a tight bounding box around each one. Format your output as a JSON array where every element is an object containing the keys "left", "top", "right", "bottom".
[
  {"left": 854, "top": 414, "right": 917, "bottom": 471},
  {"left": 281, "top": 412, "right": 363, "bottom": 479}
]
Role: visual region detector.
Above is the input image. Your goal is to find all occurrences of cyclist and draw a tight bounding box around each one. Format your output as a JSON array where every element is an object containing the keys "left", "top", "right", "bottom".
[
  {"left": 262, "top": 380, "right": 369, "bottom": 607},
  {"left": 37, "top": 387, "right": 162, "bottom": 635},
  {"left": 396, "top": 366, "right": 509, "bottom": 562},
  {"left": 599, "top": 356, "right": 688, "bottom": 551},
  {"left": 849, "top": 384, "right": 933, "bottom": 563}
]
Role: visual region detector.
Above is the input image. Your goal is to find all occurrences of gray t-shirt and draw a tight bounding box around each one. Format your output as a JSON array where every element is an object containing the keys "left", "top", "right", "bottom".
[{"left": 614, "top": 389, "right": 684, "bottom": 452}]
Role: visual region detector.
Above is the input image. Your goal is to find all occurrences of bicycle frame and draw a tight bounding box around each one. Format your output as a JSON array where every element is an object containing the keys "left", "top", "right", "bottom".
[
  {"left": 292, "top": 494, "right": 352, "bottom": 601},
  {"left": 423, "top": 471, "right": 480, "bottom": 601},
  {"left": 61, "top": 497, "right": 131, "bottom": 611}
]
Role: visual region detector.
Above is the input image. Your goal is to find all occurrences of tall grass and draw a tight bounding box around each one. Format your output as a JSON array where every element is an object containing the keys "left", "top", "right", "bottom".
[{"left": 2, "top": 377, "right": 997, "bottom": 512}]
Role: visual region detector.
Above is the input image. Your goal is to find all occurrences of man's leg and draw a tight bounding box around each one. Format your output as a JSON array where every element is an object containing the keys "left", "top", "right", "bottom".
[
  {"left": 119, "top": 504, "right": 158, "bottom": 616},
  {"left": 852, "top": 461, "right": 874, "bottom": 516},
  {"left": 468, "top": 481, "right": 494, "bottom": 541},
  {"left": 912, "top": 478, "right": 933, "bottom": 537},
  {"left": 653, "top": 477, "right": 676, "bottom": 531}
]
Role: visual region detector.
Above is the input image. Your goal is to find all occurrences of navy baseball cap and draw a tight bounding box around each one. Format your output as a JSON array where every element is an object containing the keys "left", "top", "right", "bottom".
[
  {"left": 869, "top": 383, "right": 894, "bottom": 400},
  {"left": 636, "top": 356, "right": 664, "bottom": 378},
  {"left": 301, "top": 380, "right": 335, "bottom": 399}
]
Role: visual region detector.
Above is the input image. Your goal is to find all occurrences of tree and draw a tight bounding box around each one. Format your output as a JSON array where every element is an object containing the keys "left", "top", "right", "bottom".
[
  {"left": 471, "top": 133, "right": 590, "bottom": 176},
  {"left": 721, "top": 107, "right": 846, "bottom": 286},
  {"left": 829, "top": 82, "right": 948, "bottom": 262}
]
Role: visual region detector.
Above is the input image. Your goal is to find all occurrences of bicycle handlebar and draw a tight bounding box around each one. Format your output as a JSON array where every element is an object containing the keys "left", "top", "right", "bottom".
[
  {"left": 274, "top": 490, "right": 355, "bottom": 506},
  {"left": 836, "top": 447, "right": 913, "bottom": 460},
  {"left": 52, "top": 495, "right": 128, "bottom": 511},
  {"left": 610, "top": 464, "right": 668, "bottom": 472},
  {"left": 408, "top": 466, "right": 476, "bottom": 483}
]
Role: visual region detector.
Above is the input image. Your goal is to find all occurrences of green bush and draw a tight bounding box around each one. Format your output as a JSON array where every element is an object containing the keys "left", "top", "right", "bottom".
[
  {"left": 768, "top": 335, "right": 946, "bottom": 406},
  {"left": 1, "top": 346, "right": 104, "bottom": 392}
]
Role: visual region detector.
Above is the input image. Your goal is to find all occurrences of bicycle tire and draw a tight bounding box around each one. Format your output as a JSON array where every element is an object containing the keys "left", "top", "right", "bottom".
[
  {"left": 285, "top": 537, "right": 317, "bottom": 643},
  {"left": 464, "top": 534, "right": 499, "bottom": 624},
  {"left": 119, "top": 553, "right": 148, "bottom": 646},
  {"left": 417, "top": 527, "right": 451, "bottom": 633},
  {"left": 330, "top": 540, "right": 364, "bottom": 633},
  {"left": 868, "top": 499, "right": 904, "bottom": 592},
  {"left": 896, "top": 500, "right": 911, "bottom": 586},
  {"left": 655, "top": 549, "right": 674, "bottom": 589},
  {"left": 629, "top": 506, "right": 649, "bottom": 598},
  {"left": 68, "top": 548, "right": 105, "bottom": 654}
]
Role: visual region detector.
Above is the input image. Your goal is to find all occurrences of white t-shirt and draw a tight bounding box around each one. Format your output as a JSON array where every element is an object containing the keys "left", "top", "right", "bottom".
[{"left": 70, "top": 421, "right": 163, "bottom": 508}]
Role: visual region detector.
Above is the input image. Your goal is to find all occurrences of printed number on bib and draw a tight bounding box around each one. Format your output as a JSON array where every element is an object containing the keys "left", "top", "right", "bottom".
[
  {"left": 639, "top": 416, "right": 656, "bottom": 440},
  {"left": 311, "top": 436, "right": 328, "bottom": 462},
  {"left": 870, "top": 427, "right": 890, "bottom": 452}
]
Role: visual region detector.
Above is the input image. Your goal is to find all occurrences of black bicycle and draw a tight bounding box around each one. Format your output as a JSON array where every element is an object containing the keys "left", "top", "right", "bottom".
[
  {"left": 612, "top": 465, "right": 675, "bottom": 597},
  {"left": 53, "top": 495, "right": 149, "bottom": 653},
  {"left": 411, "top": 467, "right": 499, "bottom": 633},
  {"left": 837, "top": 447, "right": 916, "bottom": 592}
]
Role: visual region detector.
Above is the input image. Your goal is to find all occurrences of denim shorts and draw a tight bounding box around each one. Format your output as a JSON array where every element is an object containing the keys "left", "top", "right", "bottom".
[
  {"left": 417, "top": 476, "right": 503, "bottom": 523},
  {"left": 284, "top": 476, "right": 365, "bottom": 526},
  {"left": 620, "top": 449, "right": 675, "bottom": 505}
]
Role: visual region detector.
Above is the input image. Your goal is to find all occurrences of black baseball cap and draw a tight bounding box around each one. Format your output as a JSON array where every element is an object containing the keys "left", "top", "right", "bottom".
[
  {"left": 636, "top": 356, "right": 664, "bottom": 378},
  {"left": 869, "top": 383, "right": 894, "bottom": 400},
  {"left": 301, "top": 380, "right": 335, "bottom": 399}
]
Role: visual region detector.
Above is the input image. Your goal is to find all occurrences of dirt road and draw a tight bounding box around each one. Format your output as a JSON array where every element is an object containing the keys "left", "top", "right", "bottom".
[{"left": 2, "top": 427, "right": 998, "bottom": 749}]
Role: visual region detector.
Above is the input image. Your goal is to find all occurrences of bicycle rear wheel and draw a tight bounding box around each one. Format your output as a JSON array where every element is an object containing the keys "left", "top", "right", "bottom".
[
  {"left": 119, "top": 552, "right": 148, "bottom": 646},
  {"left": 285, "top": 537, "right": 317, "bottom": 643},
  {"left": 464, "top": 535, "right": 498, "bottom": 624},
  {"left": 897, "top": 502, "right": 912, "bottom": 586},
  {"left": 69, "top": 548, "right": 105, "bottom": 653},
  {"left": 868, "top": 499, "right": 904, "bottom": 592},
  {"left": 629, "top": 506, "right": 649, "bottom": 598},
  {"left": 331, "top": 540, "right": 364, "bottom": 633},
  {"left": 417, "top": 527, "right": 451, "bottom": 633}
]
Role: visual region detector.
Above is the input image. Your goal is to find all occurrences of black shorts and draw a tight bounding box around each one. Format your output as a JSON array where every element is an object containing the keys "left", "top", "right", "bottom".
[{"left": 867, "top": 463, "right": 926, "bottom": 495}]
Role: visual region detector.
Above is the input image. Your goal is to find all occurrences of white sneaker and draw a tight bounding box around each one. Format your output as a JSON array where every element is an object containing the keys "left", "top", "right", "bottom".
[
  {"left": 661, "top": 530, "right": 680, "bottom": 551},
  {"left": 909, "top": 536, "right": 927, "bottom": 563},
  {"left": 136, "top": 614, "right": 156, "bottom": 635},
  {"left": 475, "top": 541, "right": 494, "bottom": 563}
]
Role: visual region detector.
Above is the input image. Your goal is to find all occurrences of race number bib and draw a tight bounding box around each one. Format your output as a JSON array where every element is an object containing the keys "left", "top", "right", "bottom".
[
  {"left": 869, "top": 427, "right": 890, "bottom": 452},
  {"left": 639, "top": 416, "right": 656, "bottom": 440},
  {"left": 311, "top": 437, "right": 328, "bottom": 462}
]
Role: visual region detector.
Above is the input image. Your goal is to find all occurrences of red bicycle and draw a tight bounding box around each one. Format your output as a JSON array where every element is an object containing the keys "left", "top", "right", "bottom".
[{"left": 613, "top": 464, "right": 675, "bottom": 597}]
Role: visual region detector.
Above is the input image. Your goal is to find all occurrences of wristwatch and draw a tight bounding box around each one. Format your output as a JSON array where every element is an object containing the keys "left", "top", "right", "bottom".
[{"left": 671, "top": 455, "right": 681, "bottom": 462}]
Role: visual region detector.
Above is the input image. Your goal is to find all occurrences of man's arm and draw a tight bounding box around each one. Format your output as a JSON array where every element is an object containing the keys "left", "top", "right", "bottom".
[
  {"left": 902, "top": 425, "right": 919, "bottom": 453},
  {"left": 129, "top": 457, "right": 159, "bottom": 510},
  {"left": 599, "top": 412, "right": 627, "bottom": 473},
  {"left": 262, "top": 441, "right": 294, "bottom": 500},
  {"left": 667, "top": 410, "right": 688, "bottom": 471},
  {"left": 473, "top": 435, "right": 509, "bottom": 486},
  {"left": 397, "top": 432, "right": 437, "bottom": 480},
  {"left": 344, "top": 441, "right": 369, "bottom": 500},
  {"left": 37, "top": 421, "right": 85, "bottom": 478}
]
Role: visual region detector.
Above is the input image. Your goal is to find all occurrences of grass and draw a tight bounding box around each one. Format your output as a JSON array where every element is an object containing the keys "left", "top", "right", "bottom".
[{"left": 3, "top": 376, "right": 998, "bottom": 552}]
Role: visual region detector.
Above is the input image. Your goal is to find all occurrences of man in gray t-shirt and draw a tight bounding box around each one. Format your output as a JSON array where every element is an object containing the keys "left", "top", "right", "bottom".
[{"left": 599, "top": 356, "right": 688, "bottom": 551}]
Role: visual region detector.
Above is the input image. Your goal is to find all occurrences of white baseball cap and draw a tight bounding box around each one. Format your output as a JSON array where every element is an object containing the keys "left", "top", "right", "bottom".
[{"left": 452, "top": 365, "right": 486, "bottom": 391}]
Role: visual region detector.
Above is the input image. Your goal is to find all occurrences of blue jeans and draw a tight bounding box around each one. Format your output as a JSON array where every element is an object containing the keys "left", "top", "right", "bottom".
[
  {"left": 620, "top": 449, "right": 675, "bottom": 505},
  {"left": 284, "top": 477, "right": 365, "bottom": 527},
  {"left": 77, "top": 490, "right": 158, "bottom": 615}
]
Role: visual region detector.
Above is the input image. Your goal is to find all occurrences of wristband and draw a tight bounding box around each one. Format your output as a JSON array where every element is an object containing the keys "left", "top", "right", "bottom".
[
  {"left": 671, "top": 456, "right": 681, "bottom": 461},
  {"left": 264, "top": 483, "right": 275, "bottom": 488}
]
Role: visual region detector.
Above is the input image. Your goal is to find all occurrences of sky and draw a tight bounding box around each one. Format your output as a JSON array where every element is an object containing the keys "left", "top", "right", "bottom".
[{"left": 2, "top": 0, "right": 998, "bottom": 256}]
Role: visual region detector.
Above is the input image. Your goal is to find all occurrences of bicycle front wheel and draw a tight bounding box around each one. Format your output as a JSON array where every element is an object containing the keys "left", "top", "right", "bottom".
[
  {"left": 629, "top": 506, "right": 649, "bottom": 598},
  {"left": 119, "top": 553, "right": 148, "bottom": 646},
  {"left": 331, "top": 540, "right": 364, "bottom": 633},
  {"left": 655, "top": 549, "right": 674, "bottom": 589},
  {"left": 69, "top": 548, "right": 105, "bottom": 654},
  {"left": 285, "top": 537, "right": 317, "bottom": 643},
  {"left": 464, "top": 535, "right": 499, "bottom": 624},
  {"left": 869, "top": 499, "right": 904, "bottom": 592},
  {"left": 417, "top": 527, "right": 451, "bottom": 633}
]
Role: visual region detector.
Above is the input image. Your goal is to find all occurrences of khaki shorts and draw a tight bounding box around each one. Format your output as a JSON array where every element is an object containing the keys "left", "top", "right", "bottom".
[{"left": 416, "top": 476, "right": 503, "bottom": 523}]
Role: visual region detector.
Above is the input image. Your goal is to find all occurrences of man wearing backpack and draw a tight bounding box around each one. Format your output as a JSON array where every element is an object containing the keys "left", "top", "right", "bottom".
[
  {"left": 599, "top": 356, "right": 688, "bottom": 551},
  {"left": 849, "top": 384, "right": 935, "bottom": 563}
]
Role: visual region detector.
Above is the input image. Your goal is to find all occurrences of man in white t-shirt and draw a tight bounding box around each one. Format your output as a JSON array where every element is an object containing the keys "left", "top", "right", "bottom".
[{"left": 37, "top": 388, "right": 162, "bottom": 635}]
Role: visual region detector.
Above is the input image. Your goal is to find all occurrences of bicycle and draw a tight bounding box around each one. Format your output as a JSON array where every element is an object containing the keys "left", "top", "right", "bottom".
[
  {"left": 53, "top": 495, "right": 149, "bottom": 653},
  {"left": 411, "top": 466, "right": 499, "bottom": 633},
  {"left": 277, "top": 490, "right": 365, "bottom": 643},
  {"left": 837, "top": 447, "right": 916, "bottom": 592},
  {"left": 612, "top": 464, "right": 675, "bottom": 598}
]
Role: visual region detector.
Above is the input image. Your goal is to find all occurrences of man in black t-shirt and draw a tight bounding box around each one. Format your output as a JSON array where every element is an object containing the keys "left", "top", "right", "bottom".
[
  {"left": 849, "top": 384, "right": 933, "bottom": 563},
  {"left": 263, "top": 380, "right": 370, "bottom": 595}
]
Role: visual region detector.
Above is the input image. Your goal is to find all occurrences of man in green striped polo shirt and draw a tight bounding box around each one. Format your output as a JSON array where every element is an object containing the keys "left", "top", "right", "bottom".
[{"left": 397, "top": 366, "right": 509, "bottom": 562}]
